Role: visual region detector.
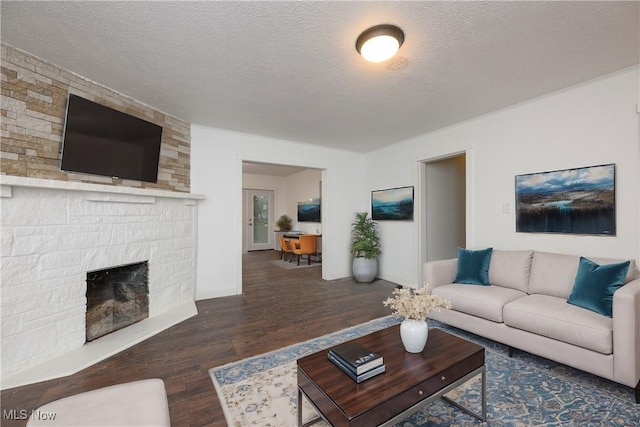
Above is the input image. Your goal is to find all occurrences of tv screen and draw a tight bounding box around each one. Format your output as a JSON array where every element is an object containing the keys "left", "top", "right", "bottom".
[
  {"left": 297, "top": 198, "right": 321, "bottom": 222},
  {"left": 60, "top": 94, "right": 163, "bottom": 183}
]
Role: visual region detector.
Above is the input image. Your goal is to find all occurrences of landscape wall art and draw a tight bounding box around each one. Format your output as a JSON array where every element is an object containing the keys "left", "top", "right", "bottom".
[
  {"left": 372, "top": 186, "right": 414, "bottom": 221},
  {"left": 297, "top": 198, "right": 321, "bottom": 222},
  {"left": 515, "top": 164, "right": 615, "bottom": 235}
]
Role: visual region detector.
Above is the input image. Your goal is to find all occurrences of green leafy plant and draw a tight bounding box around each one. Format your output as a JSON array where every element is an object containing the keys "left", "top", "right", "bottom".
[
  {"left": 351, "top": 212, "right": 381, "bottom": 259},
  {"left": 275, "top": 214, "right": 293, "bottom": 231}
]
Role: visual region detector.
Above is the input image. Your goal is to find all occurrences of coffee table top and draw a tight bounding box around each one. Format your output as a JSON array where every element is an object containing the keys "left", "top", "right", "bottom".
[{"left": 297, "top": 325, "right": 484, "bottom": 426}]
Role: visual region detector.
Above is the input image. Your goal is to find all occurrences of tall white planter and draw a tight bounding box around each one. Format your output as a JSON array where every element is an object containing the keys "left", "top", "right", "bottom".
[{"left": 352, "top": 257, "right": 378, "bottom": 283}]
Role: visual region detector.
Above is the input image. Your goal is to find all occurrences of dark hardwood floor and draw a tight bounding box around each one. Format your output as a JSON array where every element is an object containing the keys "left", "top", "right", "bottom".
[{"left": 1, "top": 250, "right": 399, "bottom": 426}]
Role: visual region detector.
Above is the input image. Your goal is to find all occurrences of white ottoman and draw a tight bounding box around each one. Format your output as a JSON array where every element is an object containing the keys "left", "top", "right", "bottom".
[{"left": 27, "top": 378, "right": 170, "bottom": 427}]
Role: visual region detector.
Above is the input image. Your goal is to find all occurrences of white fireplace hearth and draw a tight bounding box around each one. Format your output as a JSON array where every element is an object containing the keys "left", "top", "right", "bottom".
[{"left": 0, "top": 176, "right": 203, "bottom": 388}]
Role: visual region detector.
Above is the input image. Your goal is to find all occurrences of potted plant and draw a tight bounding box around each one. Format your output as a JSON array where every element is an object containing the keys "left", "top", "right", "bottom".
[
  {"left": 351, "top": 212, "right": 381, "bottom": 282},
  {"left": 275, "top": 214, "right": 293, "bottom": 231}
]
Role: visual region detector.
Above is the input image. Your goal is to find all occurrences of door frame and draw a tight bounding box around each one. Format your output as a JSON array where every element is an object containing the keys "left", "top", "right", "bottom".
[{"left": 417, "top": 148, "right": 475, "bottom": 286}]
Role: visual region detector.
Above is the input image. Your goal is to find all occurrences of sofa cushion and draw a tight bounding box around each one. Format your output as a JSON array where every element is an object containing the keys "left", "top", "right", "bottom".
[
  {"left": 454, "top": 247, "right": 493, "bottom": 285},
  {"left": 528, "top": 252, "right": 581, "bottom": 299},
  {"left": 433, "top": 283, "right": 526, "bottom": 323},
  {"left": 567, "top": 257, "right": 630, "bottom": 318},
  {"left": 503, "top": 294, "right": 613, "bottom": 354},
  {"left": 590, "top": 256, "right": 639, "bottom": 283},
  {"left": 529, "top": 251, "right": 638, "bottom": 299},
  {"left": 488, "top": 250, "right": 533, "bottom": 293}
]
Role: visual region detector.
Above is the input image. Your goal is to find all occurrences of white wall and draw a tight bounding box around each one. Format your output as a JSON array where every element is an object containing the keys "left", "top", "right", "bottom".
[
  {"left": 192, "top": 68, "right": 639, "bottom": 296},
  {"left": 366, "top": 67, "right": 640, "bottom": 287},
  {"left": 286, "top": 169, "right": 323, "bottom": 234},
  {"left": 191, "top": 127, "right": 365, "bottom": 299}
]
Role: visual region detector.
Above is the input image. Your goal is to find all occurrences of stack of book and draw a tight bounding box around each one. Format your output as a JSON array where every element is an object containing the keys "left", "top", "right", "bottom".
[{"left": 327, "top": 341, "right": 385, "bottom": 383}]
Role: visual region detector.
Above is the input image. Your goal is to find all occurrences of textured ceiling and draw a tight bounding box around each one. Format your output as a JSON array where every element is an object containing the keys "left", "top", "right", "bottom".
[{"left": 2, "top": 1, "right": 638, "bottom": 153}]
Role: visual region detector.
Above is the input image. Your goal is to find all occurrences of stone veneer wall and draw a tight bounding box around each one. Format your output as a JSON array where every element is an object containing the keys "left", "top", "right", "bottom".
[{"left": 1, "top": 43, "right": 190, "bottom": 192}]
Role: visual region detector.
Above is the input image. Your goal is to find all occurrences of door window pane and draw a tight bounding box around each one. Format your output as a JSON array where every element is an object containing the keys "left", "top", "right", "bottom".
[{"left": 253, "top": 195, "right": 269, "bottom": 244}]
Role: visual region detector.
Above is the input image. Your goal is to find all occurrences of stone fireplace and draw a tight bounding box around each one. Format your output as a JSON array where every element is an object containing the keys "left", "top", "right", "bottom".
[
  {"left": 1, "top": 44, "right": 199, "bottom": 388},
  {"left": 86, "top": 261, "right": 150, "bottom": 342},
  {"left": 0, "top": 176, "right": 202, "bottom": 386}
]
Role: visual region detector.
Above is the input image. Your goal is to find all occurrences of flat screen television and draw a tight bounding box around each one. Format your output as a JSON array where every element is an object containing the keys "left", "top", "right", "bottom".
[
  {"left": 60, "top": 94, "right": 163, "bottom": 183},
  {"left": 297, "top": 198, "right": 321, "bottom": 222}
]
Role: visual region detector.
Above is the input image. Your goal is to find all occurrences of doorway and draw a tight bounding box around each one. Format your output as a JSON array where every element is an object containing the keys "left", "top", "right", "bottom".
[
  {"left": 241, "top": 161, "right": 326, "bottom": 290},
  {"left": 423, "top": 153, "right": 466, "bottom": 261},
  {"left": 244, "top": 189, "right": 275, "bottom": 251}
]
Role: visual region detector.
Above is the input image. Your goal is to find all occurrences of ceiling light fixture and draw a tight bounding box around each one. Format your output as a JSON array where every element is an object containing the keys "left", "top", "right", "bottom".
[{"left": 356, "top": 24, "right": 405, "bottom": 63}]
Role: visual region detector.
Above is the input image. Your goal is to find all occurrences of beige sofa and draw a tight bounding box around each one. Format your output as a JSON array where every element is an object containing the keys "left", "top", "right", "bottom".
[{"left": 423, "top": 250, "right": 640, "bottom": 403}]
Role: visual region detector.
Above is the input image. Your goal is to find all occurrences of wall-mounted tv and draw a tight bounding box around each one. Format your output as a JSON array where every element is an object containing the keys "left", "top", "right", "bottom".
[
  {"left": 60, "top": 94, "right": 163, "bottom": 183},
  {"left": 298, "top": 198, "right": 321, "bottom": 222}
]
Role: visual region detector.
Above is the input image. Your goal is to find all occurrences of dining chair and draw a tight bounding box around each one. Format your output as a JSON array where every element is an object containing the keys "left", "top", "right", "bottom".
[
  {"left": 280, "top": 235, "right": 295, "bottom": 261},
  {"left": 292, "top": 234, "right": 317, "bottom": 265}
]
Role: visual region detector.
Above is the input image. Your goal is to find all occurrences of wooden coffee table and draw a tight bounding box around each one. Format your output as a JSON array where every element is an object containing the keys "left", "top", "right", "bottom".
[{"left": 297, "top": 325, "right": 486, "bottom": 427}]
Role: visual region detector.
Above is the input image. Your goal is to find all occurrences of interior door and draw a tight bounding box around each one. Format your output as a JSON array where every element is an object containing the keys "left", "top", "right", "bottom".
[{"left": 247, "top": 190, "right": 274, "bottom": 251}]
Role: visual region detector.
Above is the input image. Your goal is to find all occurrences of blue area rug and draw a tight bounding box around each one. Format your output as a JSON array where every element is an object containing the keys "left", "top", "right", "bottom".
[{"left": 209, "top": 316, "right": 638, "bottom": 426}]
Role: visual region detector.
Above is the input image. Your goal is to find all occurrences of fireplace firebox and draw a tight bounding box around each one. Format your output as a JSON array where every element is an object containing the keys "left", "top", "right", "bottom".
[{"left": 85, "top": 261, "right": 149, "bottom": 342}]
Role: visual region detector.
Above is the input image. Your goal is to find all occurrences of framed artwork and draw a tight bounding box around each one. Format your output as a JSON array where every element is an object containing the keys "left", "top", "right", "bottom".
[
  {"left": 371, "top": 186, "right": 414, "bottom": 221},
  {"left": 515, "top": 164, "right": 615, "bottom": 235},
  {"left": 297, "top": 198, "right": 321, "bottom": 222}
]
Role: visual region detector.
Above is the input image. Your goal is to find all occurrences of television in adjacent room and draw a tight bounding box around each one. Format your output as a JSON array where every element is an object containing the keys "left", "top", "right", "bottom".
[
  {"left": 297, "top": 198, "right": 321, "bottom": 222},
  {"left": 60, "top": 94, "right": 163, "bottom": 183}
]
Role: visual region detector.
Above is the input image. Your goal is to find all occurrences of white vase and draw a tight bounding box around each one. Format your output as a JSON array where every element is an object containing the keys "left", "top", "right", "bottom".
[{"left": 400, "top": 318, "right": 429, "bottom": 353}]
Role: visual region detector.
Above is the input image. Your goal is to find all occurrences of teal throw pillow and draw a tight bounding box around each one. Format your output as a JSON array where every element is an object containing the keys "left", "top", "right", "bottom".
[
  {"left": 454, "top": 247, "right": 493, "bottom": 286},
  {"left": 567, "top": 257, "right": 630, "bottom": 318}
]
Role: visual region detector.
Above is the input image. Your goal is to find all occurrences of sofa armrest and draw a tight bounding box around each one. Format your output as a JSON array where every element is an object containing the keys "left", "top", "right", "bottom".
[
  {"left": 613, "top": 278, "right": 640, "bottom": 387},
  {"left": 423, "top": 258, "right": 457, "bottom": 289}
]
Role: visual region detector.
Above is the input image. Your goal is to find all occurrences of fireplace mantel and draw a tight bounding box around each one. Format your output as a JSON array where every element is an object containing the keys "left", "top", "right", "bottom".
[{"left": 0, "top": 175, "right": 205, "bottom": 200}]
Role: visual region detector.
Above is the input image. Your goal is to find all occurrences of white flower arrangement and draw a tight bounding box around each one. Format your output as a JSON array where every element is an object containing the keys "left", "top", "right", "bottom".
[{"left": 383, "top": 285, "right": 452, "bottom": 320}]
